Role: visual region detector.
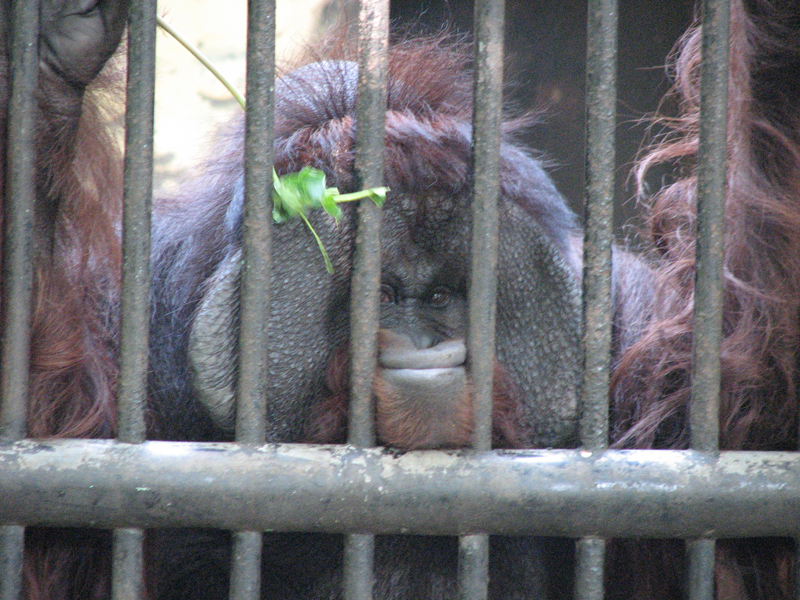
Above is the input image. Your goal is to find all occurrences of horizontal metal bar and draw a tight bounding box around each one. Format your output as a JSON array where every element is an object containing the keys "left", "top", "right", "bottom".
[{"left": 1, "top": 440, "right": 799, "bottom": 537}]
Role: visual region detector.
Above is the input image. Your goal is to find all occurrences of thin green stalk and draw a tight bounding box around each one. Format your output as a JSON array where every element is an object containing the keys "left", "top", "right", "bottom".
[
  {"left": 156, "top": 14, "right": 246, "bottom": 111},
  {"left": 333, "top": 188, "right": 389, "bottom": 203},
  {"left": 299, "top": 212, "right": 334, "bottom": 273}
]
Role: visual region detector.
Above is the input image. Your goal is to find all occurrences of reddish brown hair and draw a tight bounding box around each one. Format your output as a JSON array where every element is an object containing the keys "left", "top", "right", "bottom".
[{"left": 607, "top": 1, "right": 800, "bottom": 597}]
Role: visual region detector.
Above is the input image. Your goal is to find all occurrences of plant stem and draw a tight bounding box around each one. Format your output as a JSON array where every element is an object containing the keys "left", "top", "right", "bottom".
[
  {"left": 334, "top": 188, "right": 389, "bottom": 203},
  {"left": 156, "top": 14, "right": 247, "bottom": 111},
  {"left": 299, "top": 213, "right": 333, "bottom": 274}
]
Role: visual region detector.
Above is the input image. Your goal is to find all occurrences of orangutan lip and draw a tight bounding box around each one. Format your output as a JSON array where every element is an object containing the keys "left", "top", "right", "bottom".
[
  {"left": 380, "top": 366, "right": 466, "bottom": 387},
  {"left": 378, "top": 339, "right": 466, "bottom": 369}
]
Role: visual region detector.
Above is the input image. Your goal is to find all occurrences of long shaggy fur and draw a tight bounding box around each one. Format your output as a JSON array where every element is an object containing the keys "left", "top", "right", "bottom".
[
  {"left": 608, "top": 0, "right": 800, "bottom": 597},
  {"left": 3, "top": 45, "right": 124, "bottom": 600}
]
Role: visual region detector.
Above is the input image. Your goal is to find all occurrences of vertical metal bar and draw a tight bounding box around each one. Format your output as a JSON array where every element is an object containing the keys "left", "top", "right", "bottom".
[
  {"left": 113, "top": 0, "right": 157, "bottom": 597},
  {"left": 688, "top": 0, "right": 729, "bottom": 597},
  {"left": 0, "top": 526, "right": 24, "bottom": 600},
  {"left": 0, "top": 0, "right": 39, "bottom": 595},
  {"left": 236, "top": 0, "right": 274, "bottom": 447},
  {"left": 118, "top": 0, "right": 156, "bottom": 444},
  {"left": 577, "top": 0, "right": 617, "bottom": 596},
  {"left": 575, "top": 538, "right": 606, "bottom": 600},
  {"left": 462, "top": 0, "right": 504, "bottom": 598},
  {"left": 347, "top": 0, "right": 388, "bottom": 449},
  {"left": 581, "top": 0, "right": 617, "bottom": 453},
  {"left": 345, "top": 1, "right": 389, "bottom": 599},
  {"left": 469, "top": 0, "right": 504, "bottom": 456},
  {"left": 1, "top": 0, "right": 39, "bottom": 442},
  {"left": 458, "top": 534, "right": 490, "bottom": 600},
  {"left": 112, "top": 529, "right": 145, "bottom": 600},
  {"left": 691, "top": 0, "right": 729, "bottom": 454},
  {"left": 344, "top": 534, "right": 375, "bottom": 600},
  {"left": 230, "top": 531, "right": 264, "bottom": 600},
  {"left": 229, "top": 0, "right": 275, "bottom": 596},
  {"left": 688, "top": 539, "right": 717, "bottom": 600}
]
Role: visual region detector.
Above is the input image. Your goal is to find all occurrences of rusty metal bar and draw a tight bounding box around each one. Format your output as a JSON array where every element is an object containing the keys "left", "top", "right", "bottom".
[
  {"left": 345, "top": 1, "right": 389, "bottom": 598},
  {"left": 230, "top": 0, "right": 276, "bottom": 596},
  {"left": 689, "top": 0, "right": 730, "bottom": 595},
  {"left": 2, "top": 441, "right": 799, "bottom": 538},
  {"left": 1, "top": 0, "right": 39, "bottom": 442}
]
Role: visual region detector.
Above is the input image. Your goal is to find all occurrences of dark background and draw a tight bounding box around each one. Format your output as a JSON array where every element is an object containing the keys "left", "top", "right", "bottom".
[{"left": 388, "top": 0, "right": 697, "bottom": 237}]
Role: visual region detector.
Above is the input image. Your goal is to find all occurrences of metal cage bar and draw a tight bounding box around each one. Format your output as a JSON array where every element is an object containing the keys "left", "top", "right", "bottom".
[
  {"left": 581, "top": 0, "right": 617, "bottom": 454},
  {"left": 4, "top": 441, "right": 799, "bottom": 537},
  {"left": 118, "top": 0, "right": 157, "bottom": 446},
  {"left": 0, "top": 0, "right": 776, "bottom": 597},
  {"left": 0, "top": 526, "right": 24, "bottom": 600},
  {"left": 0, "top": 0, "right": 39, "bottom": 445},
  {"left": 0, "top": 0, "right": 40, "bottom": 596},
  {"left": 235, "top": 0, "right": 275, "bottom": 449},
  {"left": 229, "top": 0, "right": 276, "bottom": 596},
  {"left": 348, "top": 0, "right": 388, "bottom": 449},
  {"left": 463, "top": 0, "right": 505, "bottom": 597},
  {"left": 112, "top": 528, "right": 146, "bottom": 600},
  {"left": 689, "top": 0, "right": 730, "bottom": 596},
  {"left": 691, "top": 0, "right": 729, "bottom": 456},
  {"left": 578, "top": 0, "right": 618, "bottom": 595},
  {"left": 113, "top": 0, "right": 159, "bottom": 596},
  {"left": 345, "top": 1, "right": 390, "bottom": 598}
]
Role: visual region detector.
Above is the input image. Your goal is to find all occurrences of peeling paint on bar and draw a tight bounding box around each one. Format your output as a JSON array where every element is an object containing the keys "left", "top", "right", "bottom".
[{"left": 1, "top": 440, "right": 798, "bottom": 537}]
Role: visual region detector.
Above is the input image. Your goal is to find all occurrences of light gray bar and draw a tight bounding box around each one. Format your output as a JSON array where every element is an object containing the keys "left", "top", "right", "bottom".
[
  {"left": 230, "top": 531, "right": 263, "bottom": 600},
  {"left": 688, "top": 538, "right": 716, "bottom": 600},
  {"left": 1, "top": 441, "right": 798, "bottom": 538},
  {"left": 458, "top": 534, "right": 489, "bottom": 600},
  {"left": 575, "top": 537, "right": 606, "bottom": 600},
  {"left": 0, "top": 526, "right": 24, "bottom": 600},
  {"left": 112, "top": 528, "right": 144, "bottom": 600}
]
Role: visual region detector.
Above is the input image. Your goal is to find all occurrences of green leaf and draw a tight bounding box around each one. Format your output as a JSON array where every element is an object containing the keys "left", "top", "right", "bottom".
[{"left": 271, "top": 167, "right": 389, "bottom": 272}]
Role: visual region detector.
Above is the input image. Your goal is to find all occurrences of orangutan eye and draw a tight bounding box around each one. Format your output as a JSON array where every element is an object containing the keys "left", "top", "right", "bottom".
[
  {"left": 428, "top": 287, "right": 452, "bottom": 308},
  {"left": 380, "top": 284, "right": 396, "bottom": 304}
]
